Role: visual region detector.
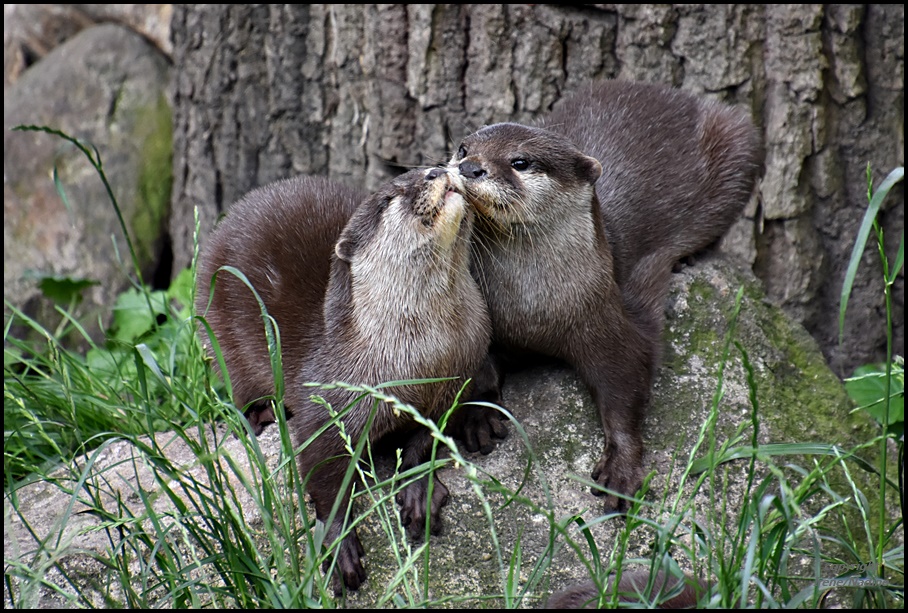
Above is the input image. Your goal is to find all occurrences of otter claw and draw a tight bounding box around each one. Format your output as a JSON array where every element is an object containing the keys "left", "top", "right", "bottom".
[
  {"left": 450, "top": 404, "right": 509, "bottom": 454},
  {"left": 590, "top": 453, "right": 644, "bottom": 513},
  {"left": 328, "top": 530, "right": 367, "bottom": 592},
  {"left": 396, "top": 475, "right": 449, "bottom": 540}
]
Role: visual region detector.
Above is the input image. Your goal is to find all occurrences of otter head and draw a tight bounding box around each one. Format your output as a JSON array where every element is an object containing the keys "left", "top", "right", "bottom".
[
  {"left": 328, "top": 167, "right": 478, "bottom": 343},
  {"left": 335, "top": 167, "right": 471, "bottom": 267},
  {"left": 448, "top": 123, "right": 602, "bottom": 227}
]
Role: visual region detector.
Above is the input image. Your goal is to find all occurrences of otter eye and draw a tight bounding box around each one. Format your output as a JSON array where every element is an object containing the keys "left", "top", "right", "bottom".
[
  {"left": 511, "top": 159, "right": 531, "bottom": 171},
  {"left": 457, "top": 145, "right": 467, "bottom": 159}
]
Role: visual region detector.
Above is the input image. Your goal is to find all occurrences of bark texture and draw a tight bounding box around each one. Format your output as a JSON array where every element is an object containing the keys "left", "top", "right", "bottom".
[{"left": 170, "top": 4, "right": 904, "bottom": 372}]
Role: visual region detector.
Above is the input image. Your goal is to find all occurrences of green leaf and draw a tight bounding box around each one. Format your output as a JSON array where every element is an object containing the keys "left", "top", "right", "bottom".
[
  {"left": 110, "top": 287, "right": 168, "bottom": 342},
  {"left": 86, "top": 346, "right": 128, "bottom": 379},
  {"left": 839, "top": 166, "right": 904, "bottom": 344},
  {"left": 166, "top": 267, "right": 195, "bottom": 314},
  {"left": 845, "top": 363, "right": 904, "bottom": 427}
]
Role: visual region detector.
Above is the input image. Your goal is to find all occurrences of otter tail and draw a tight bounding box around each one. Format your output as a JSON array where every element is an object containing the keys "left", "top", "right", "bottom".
[
  {"left": 548, "top": 570, "right": 707, "bottom": 609},
  {"left": 696, "top": 100, "right": 764, "bottom": 246}
]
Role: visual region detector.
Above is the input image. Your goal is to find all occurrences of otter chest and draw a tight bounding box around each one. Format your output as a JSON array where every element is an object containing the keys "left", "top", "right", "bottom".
[{"left": 476, "top": 234, "right": 605, "bottom": 349}]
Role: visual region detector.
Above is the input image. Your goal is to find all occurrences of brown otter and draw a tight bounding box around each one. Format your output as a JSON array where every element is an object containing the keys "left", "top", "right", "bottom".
[
  {"left": 449, "top": 80, "right": 762, "bottom": 511},
  {"left": 197, "top": 169, "right": 492, "bottom": 589},
  {"left": 282, "top": 168, "right": 491, "bottom": 590},
  {"left": 548, "top": 569, "right": 707, "bottom": 608},
  {"left": 196, "top": 174, "right": 504, "bottom": 447},
  {"left": 196, "top": 176, "right": 366, "bottom": 434}
]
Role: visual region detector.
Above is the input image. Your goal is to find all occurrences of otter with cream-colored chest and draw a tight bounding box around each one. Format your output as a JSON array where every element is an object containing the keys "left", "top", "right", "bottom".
[
  {"left": 284, "top": 168, "right": 491, "bottom": 590},
  {"left": 449, "top": 80, "right": 762, "bottom": 511},
  {"left": 197, "top": 174, "right": 504, "bottom": 447},
  {"left": 197, "top": 168, "right": 492, "bottom": 590}
]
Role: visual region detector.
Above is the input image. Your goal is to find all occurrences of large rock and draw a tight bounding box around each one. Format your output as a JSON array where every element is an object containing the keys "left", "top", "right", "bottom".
[
  {"left": 4, "top": 255, "right": 886, "bottom": 607},
  {"left": 348, "top": 254, "right": 880, "bottom": 605},
  {"left": 4, "top": 23, "right": 172, "bottom": 345},
  {"left": 4, "top": 5, "right": 173, "bottom": 86}
]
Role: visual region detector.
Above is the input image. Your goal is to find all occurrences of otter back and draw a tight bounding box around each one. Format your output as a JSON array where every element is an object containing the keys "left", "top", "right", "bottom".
[
  {"left": 195, "top": 176, "right": 365, "bottom": 432},
  {"left": 543, "top": 80, "right": 763, "bottom": 324}
]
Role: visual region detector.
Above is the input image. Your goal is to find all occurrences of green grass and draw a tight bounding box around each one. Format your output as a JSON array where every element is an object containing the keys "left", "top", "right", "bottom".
[{"left": 3, "top": 128, "right": 904, "bottom": 608}]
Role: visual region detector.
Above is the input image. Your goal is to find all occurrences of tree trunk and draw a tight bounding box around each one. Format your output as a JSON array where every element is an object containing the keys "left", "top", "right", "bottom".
[{"left": 170, "top": 4, "right": 904, "bottom": 373}]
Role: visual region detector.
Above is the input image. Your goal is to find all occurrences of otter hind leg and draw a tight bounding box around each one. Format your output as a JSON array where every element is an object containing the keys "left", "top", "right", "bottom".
[{"left": 295, "top": 420, "right": 368, "bottom": 591}]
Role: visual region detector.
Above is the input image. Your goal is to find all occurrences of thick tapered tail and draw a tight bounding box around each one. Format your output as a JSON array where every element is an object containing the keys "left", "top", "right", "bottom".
[{"left": 548, "top": 570, "right": 707, "bottom": 609}]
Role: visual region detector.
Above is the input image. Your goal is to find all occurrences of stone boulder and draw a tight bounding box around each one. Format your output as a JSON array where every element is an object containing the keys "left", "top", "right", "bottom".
[
  {"left": 4, "top": 4, "right": 173, "bottom": 86},
  {"left": 4, "top": 23, "right": 172, "bottom": 345}
]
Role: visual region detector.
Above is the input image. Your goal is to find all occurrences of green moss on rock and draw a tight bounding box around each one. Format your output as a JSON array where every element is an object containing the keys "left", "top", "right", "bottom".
[{"left": 130, "top": 95, "right": 173, "bottom": 267}]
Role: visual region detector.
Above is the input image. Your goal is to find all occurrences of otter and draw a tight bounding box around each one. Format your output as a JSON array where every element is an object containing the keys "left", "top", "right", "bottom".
[
  {"left": 196, "top": 174, "right": 504, "bottom": 449},
  {"left": 548, "top": 569, "right": 707, "bottom": 609},
  {"left": 196, "top": 176, "right": 366, "bottom": 434},
  {"left": 285, "top": 168, "right": 491, "bottom": 590},
  {"left": 197, "top": 167, "right": 515, "bottom": 588},
  {"left": 197, "top": 169, "right": 491, "bottom": 589},
  {"left": 449, "top": 80, "right": 762, "bottom": 511}
]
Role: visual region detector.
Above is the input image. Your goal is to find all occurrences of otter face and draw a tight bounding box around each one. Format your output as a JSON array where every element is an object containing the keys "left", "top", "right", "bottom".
[
  {"left": 448, "top": 123, "right": 602, "bottom": 226},
  {"left": 332, "top": 167, "right": 479, "bottom": 339},
  {"left": 397, "top": 167, "right": 471, "bottom": 253},
  {"left": 336, "top": 167, "right": 472, "bottom": 266}
]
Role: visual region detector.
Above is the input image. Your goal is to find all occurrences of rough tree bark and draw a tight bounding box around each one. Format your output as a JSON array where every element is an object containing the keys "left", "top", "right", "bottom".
[{"left": 170, "top": 4, "right": 904, "bottom": 374}]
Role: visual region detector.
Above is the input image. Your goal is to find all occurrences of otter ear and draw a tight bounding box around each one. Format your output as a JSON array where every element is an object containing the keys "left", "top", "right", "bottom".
[
  {"left": 336, "top": 191, "right": 387, "bottom": 262},
  {"left": 335, "top": 201, "right": 371, "bottom": 262},
  {"left": 335, "top": 233, "right": 356, "bottom": 263},
  {"left": 579, "top": 155, "right": 602, "bottom": 183}
]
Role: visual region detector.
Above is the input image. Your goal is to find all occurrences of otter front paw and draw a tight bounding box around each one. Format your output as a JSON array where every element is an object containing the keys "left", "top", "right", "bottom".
[
  {"left": 450, "top": 404, "right": 509, "bottom": 454},
  {"left": 395, "top": 475, "right": 449, "bottom": 540},
  {"left": 243, "top": 403, "right": 276, "bottom": 436},
  {"left": 590, "top": 451, "right": 644, "bottom": 513},
  {"left": 242, "top": 402, "right": 294, "bottom": 436},
  {"left": 326, "top": 530, "right": 367, "bottom": 592}
]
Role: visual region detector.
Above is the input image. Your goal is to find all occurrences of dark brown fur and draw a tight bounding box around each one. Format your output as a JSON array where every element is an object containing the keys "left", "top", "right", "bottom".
[
  {"left": 548, "top": 570, "right": 708, "bottom": 609},
  {"left": 544, "top": 80, "right": 763, "bottom": 337},
  {"left": 284, "top": 168, "right": 491, "bottom": 590},
  {"left": 450, "top": 80, "right": 762, "bottom": 510},
  {"left": 197, "top": 169, "right": 493, "bottom": 590},
  {"left": 195, "top": 176, "right": 365, "bottom": 433}
]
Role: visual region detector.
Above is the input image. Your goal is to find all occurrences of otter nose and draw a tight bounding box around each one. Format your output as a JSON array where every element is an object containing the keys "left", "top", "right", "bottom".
[
  {"left": 425, "top": 167, "right": 446, "bottom": 181},
  {"left": 458, "top": 159, "right": 487, "bottom": 179}
]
